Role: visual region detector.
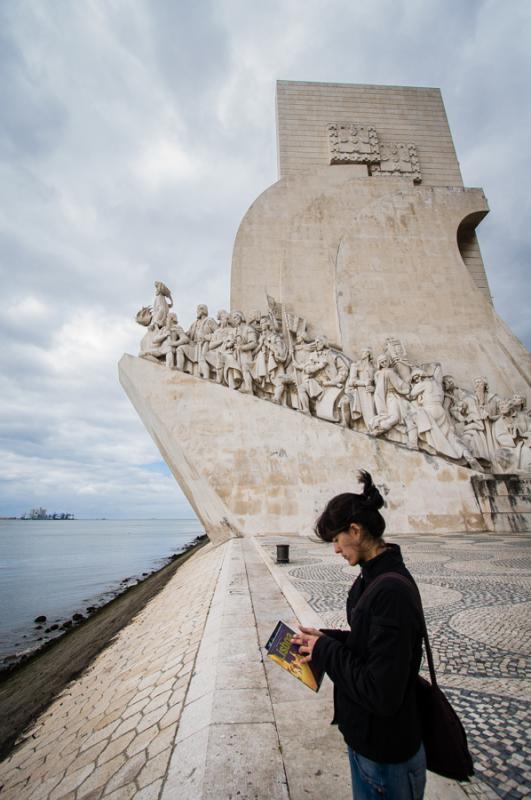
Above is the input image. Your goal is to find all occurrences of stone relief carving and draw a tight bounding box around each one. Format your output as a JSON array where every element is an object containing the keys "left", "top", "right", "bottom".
[
  {"left": 135, "top": 281, "right": 173, "bottom": 328},
  {"left": 372, "top": 143, "right": 422, "bottom": 184},
  {"left": 139, "top": 312, "right": 188, "bottom": 369},
  {"left": 135, "top": 285, "right": 530, "bottom": 474},
  {"left": 327, "top": 123, "right": 380, "bottom": 164},
  {"left": 339, "top": 348, "right": 375, "bottom": 430},
  {"left": 327, "top": 122, "right": 422, "bottom": 183},
  {"left": 176, "top": 304, "right": 217, "bottom": 378}
]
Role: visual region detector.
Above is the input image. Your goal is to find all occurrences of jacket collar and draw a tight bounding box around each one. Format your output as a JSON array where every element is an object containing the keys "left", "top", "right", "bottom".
[{"left": 360, "top": 542, "right": 404, "bottom": 584}]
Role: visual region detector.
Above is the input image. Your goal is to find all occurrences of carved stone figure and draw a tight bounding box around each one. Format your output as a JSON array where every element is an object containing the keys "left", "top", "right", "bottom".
[
  {"left": 297, "top": 336, "right": 349, "bottom": 420},
  {"left": 218, "top": 332, "right": 240, "bottom": 390},
  {"left": 217, "top": 311, "right": 258, "bottom": 393},
  {"left": 383, "top": 337, "right": 413, "bottom": 383},
  {"left": 369, "top": 355, "right": 417, "bottom": 449},
  {"left": 133, "top": 287, "right": 527, "bottom": 475},
  {"left": 267, "top": 327, "right": 303, "bottom": 408},
  {"left": 340, "top": 348, "right": 375, "bottom": 429},
  {"left": 152, "top": 281, "right": 173, "bottom": 328},
  {"left": 247, "top": 315, "right": 288, "bottom": 395},
  {"left": 457, "top": 395, "right": 491, "bottom": 464},
  {"left": 473, "top": 377, "right": 499, "bottom": 421},
  {"left": 509, "top": 395, "right": 531, "bottom": 471},
  {"left": 472, "top": 376, "right": 502, "bottom": 463},
  {"left": 176, "top": 304, "right": 217, "bottom": 377},
  {"left": 135, "top": 306, "right": 153, "bottom": 327},
  {"left": 247, "top": 309, "right": 262, "bottom": 336},
  {"left": 442, "top": 375, "right": 468, "bottom": 436},
  {"left": 510, "top": 395, "right": 530, "bottom": 441},
  {"left": 202, "top": 310, "right": 233, "bottom": 382},
  {"left": 139, "top": 313, "right": 188, "bottom": 369},
  {"left": 490, "top": 397, "right": 530, "bottom": 472},
  {"left": 409, "top": 365, "right": 480, "bottom": 468}
]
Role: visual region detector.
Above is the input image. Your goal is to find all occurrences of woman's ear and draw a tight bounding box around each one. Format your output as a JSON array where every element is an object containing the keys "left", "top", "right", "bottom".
[{"left": 348, "top": 522, "right": 363, "bottom": 538}]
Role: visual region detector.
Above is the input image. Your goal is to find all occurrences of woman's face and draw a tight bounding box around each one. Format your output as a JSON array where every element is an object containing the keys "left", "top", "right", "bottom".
[{"left": 332, "top": 526, "right": 363, "bottom": 566}]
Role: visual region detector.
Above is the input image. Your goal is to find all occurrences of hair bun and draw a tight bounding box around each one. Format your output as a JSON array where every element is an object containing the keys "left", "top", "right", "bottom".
[{"left": 357, "top": 470, "right": 384, "bottom": 511}]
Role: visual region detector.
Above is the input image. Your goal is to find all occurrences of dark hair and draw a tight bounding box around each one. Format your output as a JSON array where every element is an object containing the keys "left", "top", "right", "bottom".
[{"left": 315, "top": 470, "right": 386, "bottom": 542}]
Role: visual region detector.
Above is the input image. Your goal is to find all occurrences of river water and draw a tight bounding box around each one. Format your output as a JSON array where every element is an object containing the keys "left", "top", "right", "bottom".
[{"left": 0, "top": 519, "right": 204, "bottom": 665}]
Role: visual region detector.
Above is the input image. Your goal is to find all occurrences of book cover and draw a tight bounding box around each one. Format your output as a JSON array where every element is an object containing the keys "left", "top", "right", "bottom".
[{"left": 265, "top": 620, "right": 324, "bottom": 692}]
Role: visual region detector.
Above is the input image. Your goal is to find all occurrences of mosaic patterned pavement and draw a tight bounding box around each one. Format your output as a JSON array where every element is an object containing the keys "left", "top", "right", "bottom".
[{"left": 262, "top": 533, "right": 531, "bottom": 800}]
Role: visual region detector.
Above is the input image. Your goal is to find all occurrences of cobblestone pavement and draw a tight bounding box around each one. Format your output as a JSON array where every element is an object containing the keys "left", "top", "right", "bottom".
[
  {"left": 0, "top": 544, "right": 223, "bottom": 800},
  {"left": 262, "top": 533, "right": 531, "bottom": 800}
]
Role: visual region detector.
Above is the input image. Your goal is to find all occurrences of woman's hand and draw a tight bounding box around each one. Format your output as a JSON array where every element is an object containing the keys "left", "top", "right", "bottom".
[
  {"left": 294, "top": 626, "right": 323, "bottom": 641},
  {"left": 292, "top": 626, "right": 323, "bottom": 664}
]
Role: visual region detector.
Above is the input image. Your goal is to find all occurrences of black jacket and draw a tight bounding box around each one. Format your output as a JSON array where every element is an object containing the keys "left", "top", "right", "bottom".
[{"left": 311, "top": 544, "right": 423, "bottom": 763}]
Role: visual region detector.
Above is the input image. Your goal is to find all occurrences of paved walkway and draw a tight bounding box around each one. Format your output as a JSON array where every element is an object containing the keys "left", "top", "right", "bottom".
[
  {"left": 0, "top": 532, "right": 529, "bottom": 799},
  {"left": 0, "top": 544, "right": 222, "bottom": 800},
  {"left": 260, "top": 532, "right": 531, "bottom": 800}
]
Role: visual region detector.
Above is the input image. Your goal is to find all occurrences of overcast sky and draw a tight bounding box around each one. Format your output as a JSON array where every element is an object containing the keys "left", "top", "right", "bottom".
[{"left": 1, "top": 0, "right": 530, "bottom": 519}]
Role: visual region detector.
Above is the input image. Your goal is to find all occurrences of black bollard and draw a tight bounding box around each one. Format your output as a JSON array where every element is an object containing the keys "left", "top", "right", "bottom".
[{"left": 276, "top": 544, "right": 290, "bottom": 564}]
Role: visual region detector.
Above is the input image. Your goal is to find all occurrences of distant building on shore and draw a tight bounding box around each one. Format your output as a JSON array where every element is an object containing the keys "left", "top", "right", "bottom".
[{"left": 21, "top": 508, "right": 75, "bottom": 520}]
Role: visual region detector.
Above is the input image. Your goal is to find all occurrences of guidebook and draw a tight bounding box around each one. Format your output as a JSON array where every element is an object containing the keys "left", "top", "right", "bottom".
[{"left": 265, "top": 620, "right": 324, "bottom": 692}]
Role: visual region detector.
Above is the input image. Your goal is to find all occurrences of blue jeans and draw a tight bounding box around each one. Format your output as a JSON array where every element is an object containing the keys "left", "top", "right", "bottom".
[{"left": 348, "top": 743, "right": 426, "bottom": 799}]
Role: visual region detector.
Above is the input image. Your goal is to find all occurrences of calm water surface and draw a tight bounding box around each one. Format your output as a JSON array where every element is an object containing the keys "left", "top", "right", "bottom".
[{"left": 0, "top": 519, "right": 204, "bottom": 662}]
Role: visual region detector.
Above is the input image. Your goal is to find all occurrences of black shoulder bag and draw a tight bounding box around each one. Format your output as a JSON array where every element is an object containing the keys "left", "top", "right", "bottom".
[{"left": 361, "top": 572, "right": 474, "bottom": 781}]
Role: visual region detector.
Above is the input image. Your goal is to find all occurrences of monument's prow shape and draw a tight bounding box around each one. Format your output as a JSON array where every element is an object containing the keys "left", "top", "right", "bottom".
[
  {"left": 121, "top": 81, "right": 530, "bottom": 542},
  {"left": 120, "top": 354, "right": 486, "bottom": 539}
]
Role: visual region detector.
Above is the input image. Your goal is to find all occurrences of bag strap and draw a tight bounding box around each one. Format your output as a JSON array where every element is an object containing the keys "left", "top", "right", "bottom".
[{"left": 355, "top": 571, "right": 438, "bottom": 688}]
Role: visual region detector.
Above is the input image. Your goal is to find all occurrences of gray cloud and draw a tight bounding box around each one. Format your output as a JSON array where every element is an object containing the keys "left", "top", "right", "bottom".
[{"left": 0, "top": 0, "right": 529, "bottom": 518}]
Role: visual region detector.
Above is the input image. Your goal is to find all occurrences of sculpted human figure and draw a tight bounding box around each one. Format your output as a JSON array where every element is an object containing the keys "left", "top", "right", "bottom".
[
  {"left": 247, "top": 315, "right": 288, "bottom": 396},
  {"left": 409, "top": 365, "right": 480, "bottom": 468},
  {"left": 218, "top": 332, "right": 239, "bottom": 389},
  {"left": 218, "top": 311, "right": 258, "bottom": 393},
  {"left": 368, "top": 355, "right": 417, "bottom": 449},
  {"left": 509, "top": 395, "right": 531, "bottom": 471},
  {"left": 456, "top": 395, "right": 491, "bottom": 464},
  {"left": 383, "top": 337, "right": 413, "bottom": 382},
  {"left": 176, "top": 304, "right": 217, "bottom": 377},
  {"left": 488, "top": 397, "right": 530, "bottom": 471},
  {"left": 256, "top": 317, "right": 302, "bottom": 408},
  {"left": 510, "top": 395, "right": 530, "bottom": 441},
  {"left": 491, "top": 398, "right": 518, "bottom": 447},
  {"left": 473, "top": 376, "right": 498, "bottom": 421},
  {"left": 340, "top": 348, "right": 375, "bottom": 429},
  {"left": 247, "top": 309, "right": 262, "bottom": 336},
  {"left": 472, "top": 376, "right": 502, "bottom": 461},
  {"left": 249, "top": 316, "right": 274, "bottom": 389},
  {"left": 297, "top": 336, "right": 349, "bottom": 417},
  {"left": 289, "top": 334, "right": 314, "bottom": 383},
  {"left": 152, "top": 281, "right": 173, "bottom": 328},
  {"left": 139, "top": 312, "right": 188, "bottom": 369},
  {"left": 442, "top": 375, "right": 468, "bottom": 435},
  {"left": 200, "top": 310, "right": 233, "bottom": 382}
]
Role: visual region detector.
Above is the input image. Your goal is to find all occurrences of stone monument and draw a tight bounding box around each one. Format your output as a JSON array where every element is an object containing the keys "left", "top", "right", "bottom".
[{"left": 120, "top": 81, "right": 530, "bottom": 540}]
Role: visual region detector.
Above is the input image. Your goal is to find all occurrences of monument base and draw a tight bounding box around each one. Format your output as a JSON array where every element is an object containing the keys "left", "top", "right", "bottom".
[{"left": 119, "top": 355, "right": 489, "bottom": 542}]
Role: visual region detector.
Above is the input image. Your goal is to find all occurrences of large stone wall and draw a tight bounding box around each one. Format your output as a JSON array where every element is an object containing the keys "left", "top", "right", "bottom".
[
  {"left": 276, "top": 81, "right": 463, "bottom": 185},
  {"left": 119, "top": 355, "right": 486, "bottom": 540},
  {"left": 231, "top": 170, "right": 529, "bottom": 397},
  {"left": 274, "top": 81, "right": 491, "bottom": 298}
]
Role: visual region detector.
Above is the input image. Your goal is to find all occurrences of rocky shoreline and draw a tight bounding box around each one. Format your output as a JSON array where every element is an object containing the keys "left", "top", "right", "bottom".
[
  {"left": 0, "top": 535, "right": 208, "bottom": 758},
  {"left": 0, "top": 534, "right": 207, "bottom": 674}
]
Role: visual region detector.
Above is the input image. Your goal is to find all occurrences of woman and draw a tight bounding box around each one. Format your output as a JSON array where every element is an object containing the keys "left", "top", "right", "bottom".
[{"left": 293, "top": 471, "right": 426, "bottom": 800}]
